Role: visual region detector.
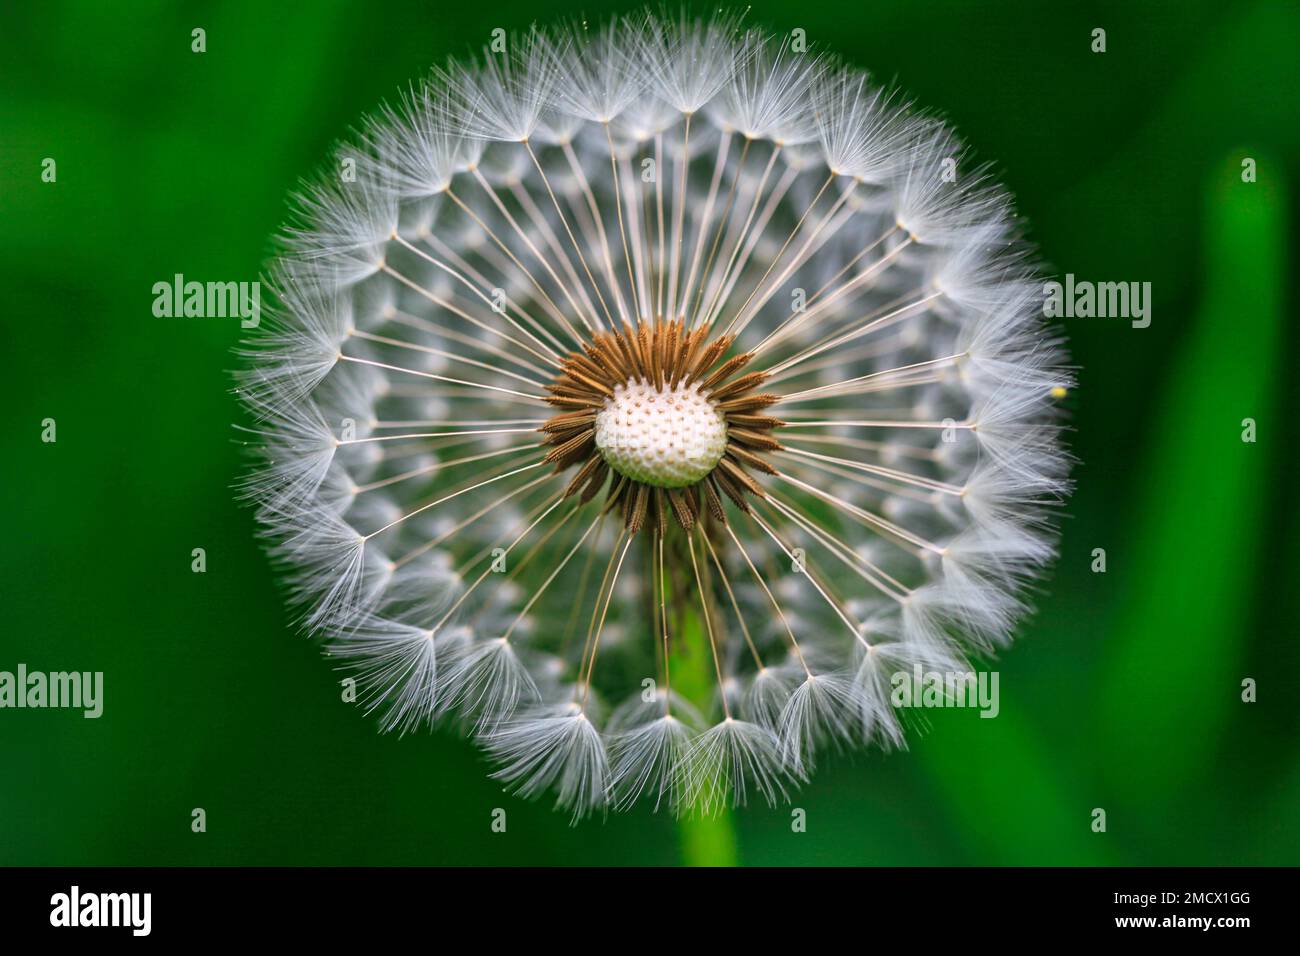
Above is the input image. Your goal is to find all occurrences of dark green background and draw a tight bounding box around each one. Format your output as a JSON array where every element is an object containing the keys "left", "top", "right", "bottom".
[{"left": 1, "top": 0, "right": 1295, "bottom": 865}]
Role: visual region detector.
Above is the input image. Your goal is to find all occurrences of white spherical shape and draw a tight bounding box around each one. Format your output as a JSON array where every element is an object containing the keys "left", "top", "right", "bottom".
[
  {"left": 240, "top": 8, "right": 1075, "bottom": 819},
  {"left": 594, "top": 379, "right": 728, "bottom": 488}
]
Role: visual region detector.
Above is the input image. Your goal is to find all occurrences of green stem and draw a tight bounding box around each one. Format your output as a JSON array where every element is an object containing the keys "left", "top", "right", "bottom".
[
  {"left": 678, "top": 799, "right": 738, "bottom": 867},
  {"left": 668, "top": 546, "right": 739, "bottom": 867}
]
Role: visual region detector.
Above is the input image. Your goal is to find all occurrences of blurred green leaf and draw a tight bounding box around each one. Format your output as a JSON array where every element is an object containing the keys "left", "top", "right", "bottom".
[
  {"left": 1098, "top": 152, "right": 1286, "bottom": 804},
  {"left": 916, "top": 701, "right": 1111, "bottom": 865}
]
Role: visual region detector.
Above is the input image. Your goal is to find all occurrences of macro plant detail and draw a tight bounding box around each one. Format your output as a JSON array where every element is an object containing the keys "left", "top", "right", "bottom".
[{"left": 239, "top": 9, "right": 1072, "bottom": 819}]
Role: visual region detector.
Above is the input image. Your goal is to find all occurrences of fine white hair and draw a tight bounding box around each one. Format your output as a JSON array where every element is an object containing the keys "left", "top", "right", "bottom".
[{"left": 240, "top": 7, "right": 1073, "bottom": 821}]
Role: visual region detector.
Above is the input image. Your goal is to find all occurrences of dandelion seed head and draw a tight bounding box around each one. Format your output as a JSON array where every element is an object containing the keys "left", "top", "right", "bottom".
[
  {"left": 594, "top": 379, "right": 728, "bottom": 488},
  {"left": 240, "top": 7, "right": 1074, "bottom": 820}
]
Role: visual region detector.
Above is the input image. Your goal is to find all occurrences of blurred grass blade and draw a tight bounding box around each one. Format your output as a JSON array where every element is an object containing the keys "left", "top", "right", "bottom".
[
  {"left": 916, "top": 705, "right": 1110, "bottom": 865},
  {"left": 1098, "top": 152, "right": 1286, "bottom": 803}
]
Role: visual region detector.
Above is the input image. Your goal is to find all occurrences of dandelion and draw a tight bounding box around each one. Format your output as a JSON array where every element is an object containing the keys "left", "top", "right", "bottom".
[{"left": 239, "top": 9, "right": 1072, "bottom": 820}]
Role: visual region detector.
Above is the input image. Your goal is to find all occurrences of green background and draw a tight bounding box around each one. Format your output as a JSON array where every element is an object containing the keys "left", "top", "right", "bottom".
[{"left": 1, "top": 0, "right": 1295, "bottom": 865}]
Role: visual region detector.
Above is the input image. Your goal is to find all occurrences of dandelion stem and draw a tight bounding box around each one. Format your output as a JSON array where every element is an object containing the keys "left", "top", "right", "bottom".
[
  {"left": 667, "top": 532, "right": 738, "bottom": 867},
  {"left": 678, "top": 798, "right": 738, "bottom": 868}
]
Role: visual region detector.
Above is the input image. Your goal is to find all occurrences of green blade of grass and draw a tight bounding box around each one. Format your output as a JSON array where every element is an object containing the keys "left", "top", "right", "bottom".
[
  {"left": 916, "top": 699, "right": 1112, "bottom": 865},
  {"left": 1098, "top": 152, "right": 1286, "bottom": 804}
]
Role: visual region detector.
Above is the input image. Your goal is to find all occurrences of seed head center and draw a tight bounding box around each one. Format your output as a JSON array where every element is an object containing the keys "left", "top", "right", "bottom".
[{"left": 593, "top": 378, "right": 728, "bottom": 488}]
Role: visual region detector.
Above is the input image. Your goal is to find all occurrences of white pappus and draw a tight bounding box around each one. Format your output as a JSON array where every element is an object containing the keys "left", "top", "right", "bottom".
[{"left": 237, "top": 8, "right": 1073, "bottom": 822}]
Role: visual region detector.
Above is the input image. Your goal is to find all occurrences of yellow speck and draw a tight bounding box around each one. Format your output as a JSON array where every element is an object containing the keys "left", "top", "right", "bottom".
[{"left": 1050, "top": 386, "right": 1068, "bottom": 399}]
